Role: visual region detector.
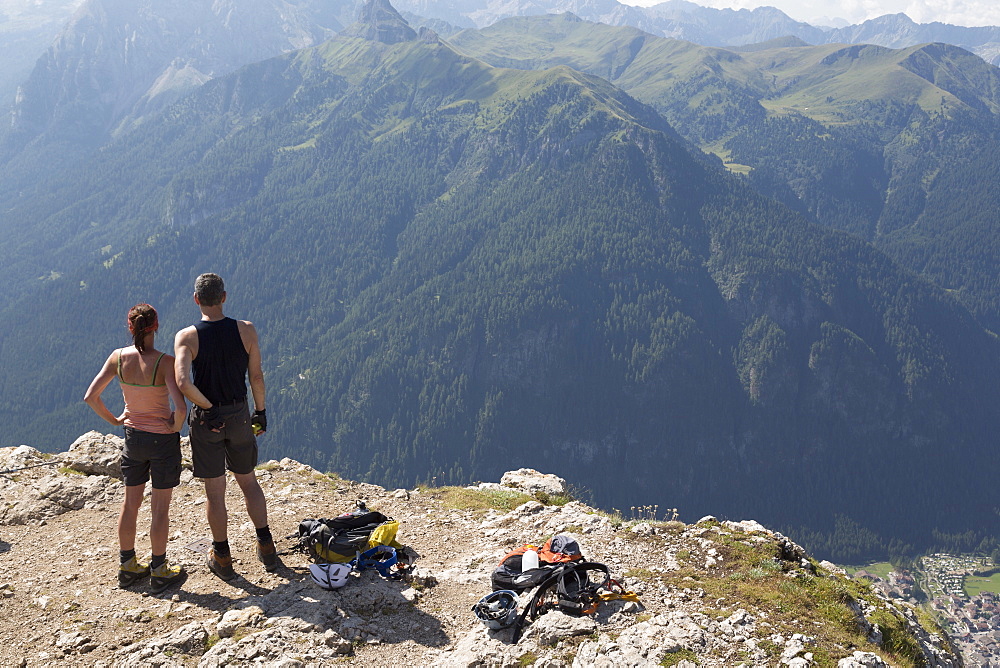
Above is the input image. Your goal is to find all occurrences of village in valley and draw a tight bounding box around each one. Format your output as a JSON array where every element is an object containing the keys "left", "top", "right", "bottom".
[{"left": 854, "top": 554, "right": 1000, "bottom": 665}]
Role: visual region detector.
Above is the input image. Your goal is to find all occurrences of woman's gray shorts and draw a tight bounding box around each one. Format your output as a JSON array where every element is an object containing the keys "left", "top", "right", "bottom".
[{"left": 121, "top": 427, "right": 182, "bottom": 489}]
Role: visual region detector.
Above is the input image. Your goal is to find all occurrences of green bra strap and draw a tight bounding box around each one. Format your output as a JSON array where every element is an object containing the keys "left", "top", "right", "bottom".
[{"left": 149, "top": 352, "right": 166, "bottom": 387}]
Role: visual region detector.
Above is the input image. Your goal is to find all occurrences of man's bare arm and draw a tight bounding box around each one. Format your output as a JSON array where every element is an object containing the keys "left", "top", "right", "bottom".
[
  {"left": 240, "top": 320, "right": 266, "bottom": 413},
  {"left": 174, "top": 326, "right": 213, "bottom": 410},
  {"left": 163, "top": 354, "right": 187, "bottom": 432}
]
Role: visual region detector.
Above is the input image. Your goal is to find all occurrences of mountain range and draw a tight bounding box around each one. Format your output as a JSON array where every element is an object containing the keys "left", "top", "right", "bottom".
[
  {"left": 450, "top": 14, "right": 1000, "bottom": 332},
  {"left": 389, "top": 0, "right": 1000, "bottom": 66},
  {"left": 5, "top": 1, "right": 1000, "bottom": 328},
  {"left": 1, "top": 0, "right": 999, "bottom": 564},
  {"left": 5, "top": 0, "right": 1000, "bottom": 124}
]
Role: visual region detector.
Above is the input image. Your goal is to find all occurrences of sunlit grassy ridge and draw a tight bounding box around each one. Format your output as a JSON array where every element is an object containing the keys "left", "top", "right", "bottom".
[
  {"left": 289, "top": 32, "right": 656, "bottom": 143},
  {"left": 740, "top": 42, "right": 1000, "bottom": 119},
  {"left": 451, "top": 13, "right": 1000, "bottom": 137},
  {"left": 625, "top": 520, "right": 948, "bottom": 667}
]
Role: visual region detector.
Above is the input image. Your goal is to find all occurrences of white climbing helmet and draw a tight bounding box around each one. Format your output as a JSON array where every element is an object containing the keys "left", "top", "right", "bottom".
[
  {"left": 472, "top": 590, "right": 519, "bottom": 630},
  {"left": 309, "top": 562, "right": 352, "bottom": 590}
]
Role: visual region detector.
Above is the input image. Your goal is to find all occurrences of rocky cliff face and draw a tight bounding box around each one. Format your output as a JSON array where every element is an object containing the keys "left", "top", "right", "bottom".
[
  {"left": 826, "top": 14, "right": 1000, "bottom": 65},
  {"left": 5, "top": 0, "right": 343, "bottom": 152},
  {"left": 0, "top": 0, "right": 84, "bottom": 107},
  {"left": 341, "top": 0, "right": 417, "bottom": 43},
  {"left": 0, "top": 434, "right": 960, "bottom": 666}
]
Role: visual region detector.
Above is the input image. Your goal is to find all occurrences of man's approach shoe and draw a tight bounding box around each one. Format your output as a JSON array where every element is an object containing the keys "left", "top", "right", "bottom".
[
  {"left": 257, "top": 540, "right": 279, "bottom": 572},
  {"left": 206, "top": 549, "right": 237, "bottom": 581}
]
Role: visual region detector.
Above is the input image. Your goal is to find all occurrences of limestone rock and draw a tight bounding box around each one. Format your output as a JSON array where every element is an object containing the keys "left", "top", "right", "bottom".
[
  {"left": 723, "top": 519, "right": 768, "bottom": 534},
  {"left": 719, "top": 608, "right": 755, "bottom": 637},
  {"left": 630, "top": 522, "right": 656, "bottom": 537},
  {"left": 199, "top": 626, "right": 350, "bottom": 666},
  {"left": 543, "top": 503, "right": 611, "bottom": 535},
  {"left": 524, "top": 611, "right": 598, "bottom": 646},
  {"left": 838, "top": 651, "right": 890, "bottom": 667},
  {"left": 55, "top": 630, "right": 97, "bottom": 654},
  {"left": 780, "top": 633, "right": 816, "bottom": 664},
  {"left": 574, "top": 617, "right": 684, "bottom": 665},
  {"left": 500, "top": 469, "right": 567, "bottom": 496},
  {"left": 64, "top": 431, "right": 123, "bottom": 478},
  {"left": 37, "top": 474, "right": 117, "bottom": 510},
  {"left": 0, "top": 432, "right": 971, "bottom": 667},
  {"left": 437, "top": 628, "right": 518, "bottom": 667},
  {"left": 114, "top": 621, "right": 209, "bottom": 664},
  {"left": 216, "top": 606, "right": 264, "bottom": 638},
  {"left": 821, "top": 560, "right": 848, "bottom": 575},
  {"left": 1, "top": 472, "right": 119, "bottom": 525},
  {"left": 0, "top": 445, "right": 45, "bottom": 471},
  {"left": 774, "top": 533, "right": 809, "bottom": 563}
]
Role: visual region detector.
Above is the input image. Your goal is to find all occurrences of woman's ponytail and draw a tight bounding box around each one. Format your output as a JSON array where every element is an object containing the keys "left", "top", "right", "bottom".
[{"left": 127, "top": 304, "right": 158, "bottom": 353}]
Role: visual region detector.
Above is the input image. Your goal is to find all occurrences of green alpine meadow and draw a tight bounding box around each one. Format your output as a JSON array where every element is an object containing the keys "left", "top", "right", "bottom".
[{"left": 1, "top": 0, "right": 999, "bottom": 563}]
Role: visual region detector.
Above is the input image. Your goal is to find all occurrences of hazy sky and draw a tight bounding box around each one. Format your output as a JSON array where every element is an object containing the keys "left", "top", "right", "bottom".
[{"left": 626, "top": 0, "right": 1000, "bottom": 28}]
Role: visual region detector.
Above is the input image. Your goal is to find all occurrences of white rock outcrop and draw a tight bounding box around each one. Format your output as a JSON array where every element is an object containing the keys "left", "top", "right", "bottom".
[
  {"left": 499, "top": 468, "right": 567, "bottom": 496},
  {"left": 64, "top": 430, "right": 124, "bottom": 478}
]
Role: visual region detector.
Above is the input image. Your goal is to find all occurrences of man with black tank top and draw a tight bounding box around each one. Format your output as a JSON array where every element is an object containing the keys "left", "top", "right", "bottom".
[{"left": 174, "top": 273, "right": 278, "bottom": 580}]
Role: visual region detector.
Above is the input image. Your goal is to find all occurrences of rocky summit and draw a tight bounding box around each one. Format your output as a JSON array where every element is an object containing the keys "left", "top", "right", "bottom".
[
  {"left": 0, "top": 434, "right": 960, "bottom": 666},
  {"left": 341, "top": 0, "right": 418, "bottom": 44}
]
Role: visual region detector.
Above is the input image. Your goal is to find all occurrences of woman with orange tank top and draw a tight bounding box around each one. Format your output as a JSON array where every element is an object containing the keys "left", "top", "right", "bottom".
[{"left": 84, "top": 303, "right": 187, "bottom": 594}]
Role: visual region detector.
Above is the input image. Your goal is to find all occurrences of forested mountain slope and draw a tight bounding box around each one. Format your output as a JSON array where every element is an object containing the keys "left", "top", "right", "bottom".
[
  {"left": 0, "top": 0, "right": 350, "bottom": 302},
  {"left": 451, "top": 14, "right": 1000, "bottom": 330},
  {"left": 0, "top": 1, "right": 997, "bottom": 562}
]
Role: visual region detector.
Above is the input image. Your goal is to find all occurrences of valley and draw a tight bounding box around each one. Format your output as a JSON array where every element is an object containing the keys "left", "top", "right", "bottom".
[{"left": 851, "top": 554, "right": 1000, "bottom": 664}]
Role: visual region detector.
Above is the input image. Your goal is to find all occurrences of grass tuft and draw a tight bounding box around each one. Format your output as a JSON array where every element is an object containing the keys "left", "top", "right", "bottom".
[
  {"left": 430, "top": 486, "right": 533, "bottom": 513},
  {"left": 532, "top": 490, "right": 574, "bottom": 506},
  {"left": 659, "top": 648, "right": 700, "bottom": 666}
]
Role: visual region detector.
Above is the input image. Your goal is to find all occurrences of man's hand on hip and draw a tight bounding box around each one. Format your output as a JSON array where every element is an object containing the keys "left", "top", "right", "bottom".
[{"left": 195, "top": 405, "right": 225, "bottom": 432}]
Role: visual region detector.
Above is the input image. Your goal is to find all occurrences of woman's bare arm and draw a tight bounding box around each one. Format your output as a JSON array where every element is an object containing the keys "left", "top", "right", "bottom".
[{"left": 83, "top": 351, "right": 126, "bottom": 426}]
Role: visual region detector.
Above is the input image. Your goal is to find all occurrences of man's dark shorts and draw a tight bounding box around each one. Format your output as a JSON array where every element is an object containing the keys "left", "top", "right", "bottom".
[
  {"left": 122, "top": 427, "right": 182, "bottom": 489},
  {"left": 189, "top": 401, "right": 258, "bottom": 479}
]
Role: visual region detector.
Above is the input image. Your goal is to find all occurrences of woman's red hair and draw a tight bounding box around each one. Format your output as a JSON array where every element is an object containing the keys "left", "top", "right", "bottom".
[{"left": 127, "top": 304, "right": 158, "bottom": 353}]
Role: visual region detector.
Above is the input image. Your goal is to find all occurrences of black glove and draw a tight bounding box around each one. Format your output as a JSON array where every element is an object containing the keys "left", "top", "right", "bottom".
[
  {"left": 195, "top": 405, "right": 226, "bottom": 431},
  {"left": 252, "top": 409, "right": 267, "bottom": 435}
]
